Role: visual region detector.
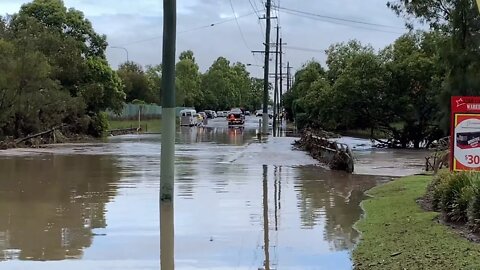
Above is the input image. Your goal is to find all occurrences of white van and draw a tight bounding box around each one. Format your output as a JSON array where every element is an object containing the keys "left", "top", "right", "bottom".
[{"left": 179, "top": 109, "right": 197, "bottom": 126}]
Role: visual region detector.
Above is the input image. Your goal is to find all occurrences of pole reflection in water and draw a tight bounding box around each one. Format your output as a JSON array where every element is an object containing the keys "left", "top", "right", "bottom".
[
  {"left": 160, "top": 201, "right": 174, "bottom": 270},
  {"left": 262, "top": 165, "right": 270, "bottom": 270},
  {"left": 274, "top": 166, "right": 278, "bottom": 231}
]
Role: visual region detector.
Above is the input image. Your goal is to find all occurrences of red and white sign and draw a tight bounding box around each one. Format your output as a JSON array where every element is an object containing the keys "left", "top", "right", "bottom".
[{"left": 451, "top": 96, "right": 480, "bottom": 171}]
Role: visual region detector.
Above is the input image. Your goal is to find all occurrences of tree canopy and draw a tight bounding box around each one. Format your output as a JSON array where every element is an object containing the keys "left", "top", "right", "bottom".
[{"left": 0, "top": 0, "right": 125, "bottom": 138}]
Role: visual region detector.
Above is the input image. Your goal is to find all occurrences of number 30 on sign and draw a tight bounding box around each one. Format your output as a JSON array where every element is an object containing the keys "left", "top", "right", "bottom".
[
  {"left": 453, "top": 114, "right": 480, "bottom": 171},
  {"left": 451, "top": 97, "right": 480, "bottom": 171}
]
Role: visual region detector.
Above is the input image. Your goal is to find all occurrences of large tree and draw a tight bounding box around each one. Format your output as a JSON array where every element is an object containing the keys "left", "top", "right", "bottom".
[
  {"left": 11, "top": 0, "right": 125, "bottom": 113},
  {"left": 388, "top": 0, "right": 480, "bottom": 129},
  {"left": 0, "top": 0, "right": 125, "bottom": 138},
  {"left": 176, "top": 50, "right": 202, "bottom": 107},
  {"left": 117, "top": 62, "right": 155, "bottom": 104}
]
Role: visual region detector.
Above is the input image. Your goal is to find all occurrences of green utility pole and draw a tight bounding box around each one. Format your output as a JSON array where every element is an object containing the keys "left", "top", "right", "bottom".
[
  {"left": 262, "top": 0, "right": 272, "bottom": 135},
  {"left": 160, "top": 0, "right": 176, "bottom": 202},
  {"left": 160, "top": 0, "right": 176, "bottom": 269}
]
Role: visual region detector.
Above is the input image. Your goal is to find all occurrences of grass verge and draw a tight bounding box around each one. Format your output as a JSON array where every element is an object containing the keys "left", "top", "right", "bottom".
[
  {"left": 353, "top": 175, "right": 480, "bottom": 270},
  {"left": 108, "top": 119, "right": 162, "bottom": 133}
]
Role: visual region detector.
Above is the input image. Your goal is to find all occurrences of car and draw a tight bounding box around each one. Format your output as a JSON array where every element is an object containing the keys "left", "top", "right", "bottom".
[
  {"left": 227, "top": 108, "right": 245, "bottom": 126},
  {"left": 245, "top": 111, "right": 251, "bottom": 116},
  {"left": 204, "top": 110, "right": 215, "bottom": 119},
  {"left": 216, "top": 111, "right": 225, "bottom": 117}
]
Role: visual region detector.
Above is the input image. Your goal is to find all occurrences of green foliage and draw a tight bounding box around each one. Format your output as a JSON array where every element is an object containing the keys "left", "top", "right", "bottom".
[
  {"left": 468, "top": 182, "right": 480, "bottom": 232},
  {"left": 428, "top": 171, "right": 480, "bottom": 223},
  {"left": 176, "top": 50, "right": 202, "bottom": 107},
  {"left": 200, "top": 57, "right": 254, "bottom": 111},
  {"left": 0, "top": 0, "right": 126, "bottom": 139},
  {"left": 284, "top": 33, "right": 446, "bottom": 147},
  {"left": 89, "top": 112, "right": 109, "bottom": 137},
  {"left": 117, "top": 61, "right": 156, "bottom": 104},
  {"left": 388, "top": 0, "right": 480, "bottom": 131}
]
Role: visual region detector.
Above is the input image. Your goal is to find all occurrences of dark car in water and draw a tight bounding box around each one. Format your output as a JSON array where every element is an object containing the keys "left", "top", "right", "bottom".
[{"left": 227, "top": 108, "right": 245, "bottom": 126}]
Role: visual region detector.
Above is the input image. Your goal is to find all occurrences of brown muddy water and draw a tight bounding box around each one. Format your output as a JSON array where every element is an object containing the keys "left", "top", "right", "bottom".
[{"left": 0, "top": 117, "right": 428, "bottom": 269}]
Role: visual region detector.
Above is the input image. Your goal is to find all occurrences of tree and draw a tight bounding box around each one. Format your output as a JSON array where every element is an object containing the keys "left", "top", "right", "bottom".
[
  {"left": 117, "top": 62, "right": 155, "bottom": 104},
  {"left": 249, "top": 78, "right": 264, "bottom": 111},
  {"left": 0, "top": 0, "right": 125, "bottom": 138},
  {"left": 388, "top": 0, "right": 480, "bottom": 130},
  {"left": 176, "top": 50, "right": 202, "bottom": 107},
  {"left": 381, "top": 32, "right": 445, "bottom": 147},
  {"left": 201, "top": 57, "right": 233, "bottom": 110},
  {"left": 283, "top": 61, "right": 326, "bottom": 122},
  {"left": 145, "top": 64, "right": 162, "bottom": 105},
  {"left": 230, "top": 63, "right": 251, "bottom": 109},
  {"left": 11, "top": 0, "right": 125, "bottom": 113},
  {"left": 325, "top": 40, "right": 374, "bottom": 82}
]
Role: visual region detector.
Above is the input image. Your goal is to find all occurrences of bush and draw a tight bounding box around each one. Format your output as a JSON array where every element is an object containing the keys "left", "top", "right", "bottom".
[
  {"left": 427, "top": 170, "right": 451, "bottom": 210},
  {"left": 88, "top": 112, "right": 109, "bottom": 137},
  {"left": 439, "top": 172, "right": 473, "bottom": 222},
  {"left": 468, "top": 177, "right": 480, "bottom": 232},
  {"left": 428, "top": 171, "right": 480, "bottom": 225},
  {"left": 295, "top": 113, "right": 309, "bottom": 130}
]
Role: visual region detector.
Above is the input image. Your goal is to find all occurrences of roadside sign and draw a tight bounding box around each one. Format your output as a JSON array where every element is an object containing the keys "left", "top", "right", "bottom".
[{"left": 451, "top": 96, "right": 480, "bottom": 171}]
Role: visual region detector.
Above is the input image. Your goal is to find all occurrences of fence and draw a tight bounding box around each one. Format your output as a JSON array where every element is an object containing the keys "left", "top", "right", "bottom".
[{"left": 107, "top": 103, "right": 191, "bottom": 120}]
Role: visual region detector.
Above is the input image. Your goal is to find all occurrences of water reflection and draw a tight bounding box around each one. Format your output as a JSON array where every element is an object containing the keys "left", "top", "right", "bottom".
[
  {"left": 0, "top": 155, "right": 120, "bottom": 261},
  {"left": 178, "top": 126, "right": 256, "bottom": 145},
  {"left": 294, "top": 166, "right": 390, "bottom": 250},
  {"left": 0, "top": 126, "right": 413, "bottom": 269}
]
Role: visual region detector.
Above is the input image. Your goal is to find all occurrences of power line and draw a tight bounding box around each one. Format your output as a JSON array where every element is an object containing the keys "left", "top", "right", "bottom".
[
  {"left": 284, "top": 45, "right": 325, "bottom": 53},
  {"left": 117, "top": 11, "right": 260, "bottom": 47},
  {"left": 274, "top": 6, "right": 405, "bottom": 30},
  {"left": 278, "top": 9, "right": 404, "bottom": 35},
  {"left": 247, "top": 0, "right": 265, "bottom": 39},
  {"left": 228, "top": 0, "right": 259, "bottom": 64}
]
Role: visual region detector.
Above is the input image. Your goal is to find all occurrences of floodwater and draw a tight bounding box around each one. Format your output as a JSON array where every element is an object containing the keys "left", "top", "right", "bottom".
[{"left": 0, "top": 117, "right": 428, "bottom": 270}]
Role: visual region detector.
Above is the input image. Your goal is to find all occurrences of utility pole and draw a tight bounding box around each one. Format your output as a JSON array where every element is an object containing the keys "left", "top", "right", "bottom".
[
  {"left": 261, "top": 0, "right": 272, "bottom": 135},
  {"left": 160, "top": 0, "right": 176, "bottom": 269},
  {"left": 279, "top": 38, "right": 283, "bottom": 121},
  {"left": 286, "top": 62, "right": 291, "bottom": 91},
  {"left": 273, "top": 25, "right": 279, "bottom": 135}
]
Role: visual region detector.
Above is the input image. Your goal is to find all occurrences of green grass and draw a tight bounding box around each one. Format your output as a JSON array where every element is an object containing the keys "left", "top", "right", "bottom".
[
  {"left": 108, "top": 119, "right": 162, "bottom": 133},
  {"left": 353, "top": 175, "right": 480, "bottom": 270}
]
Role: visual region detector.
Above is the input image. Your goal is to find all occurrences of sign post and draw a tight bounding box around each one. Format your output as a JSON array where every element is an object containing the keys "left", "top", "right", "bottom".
[{"left": 451, "top": 96, "right": 480, "bottom": 171}]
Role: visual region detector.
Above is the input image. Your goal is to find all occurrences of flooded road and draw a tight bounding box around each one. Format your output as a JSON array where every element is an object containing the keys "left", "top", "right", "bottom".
[{"left": 0, "top": 117, "right": 428, "bottom": 269}]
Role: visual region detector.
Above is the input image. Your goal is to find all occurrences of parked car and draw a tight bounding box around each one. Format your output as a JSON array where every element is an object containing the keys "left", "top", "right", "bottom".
[
  {"left": 179, "top": 109, "right": 197, "bottom": 126},
  {"left": 216, "top": 111, "right": 225, "bottom": 117},
  {"left": 227, "top": 108, "right": 245, "bottom": 126},
  {"left": 245, "top": 111, "right": 251, "bottom": 116},
  {"left": 204, "top": 110, "right": 215, "bottom": 119}
]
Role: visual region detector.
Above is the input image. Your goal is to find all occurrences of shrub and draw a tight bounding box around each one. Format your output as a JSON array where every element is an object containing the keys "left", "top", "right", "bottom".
[
  {"left": 295, "top": 113, "right": 309, "bottom": 130},
  {"left": 427, "top": 170, "right": 451, "bottom": 210},
  {"left": 89, "top": 112, "right": 109, "bottom": 137},
  {"left": 439, "top": 172, "right": 473, "bottom": 222},
  {"left": 467, "top": 176, "right": 480, "bottom": 232},
  {"left": 427, "top": 171, "right": 480, "bottom": 230}
]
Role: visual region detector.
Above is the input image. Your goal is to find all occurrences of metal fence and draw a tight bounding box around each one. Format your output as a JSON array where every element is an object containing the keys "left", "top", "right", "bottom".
[{"left": 107, "top": 103, "right": 191, "bottom": 120}]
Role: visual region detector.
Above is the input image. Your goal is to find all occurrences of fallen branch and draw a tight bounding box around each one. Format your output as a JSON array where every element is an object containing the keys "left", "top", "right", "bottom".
[{"left": 15, "top": 124, "right": 64, "bottom": 145}]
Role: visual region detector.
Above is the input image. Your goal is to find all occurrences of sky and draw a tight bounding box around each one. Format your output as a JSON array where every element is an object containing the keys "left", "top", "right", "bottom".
[{"left": 1, "top": 0, "right": 409, "bottom": 78}]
